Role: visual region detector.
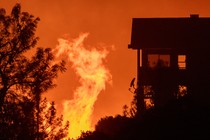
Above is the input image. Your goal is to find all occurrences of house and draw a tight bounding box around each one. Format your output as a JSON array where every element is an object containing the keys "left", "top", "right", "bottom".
[{"left": 128, "top": 15, "right": 210, "bottom": 114}]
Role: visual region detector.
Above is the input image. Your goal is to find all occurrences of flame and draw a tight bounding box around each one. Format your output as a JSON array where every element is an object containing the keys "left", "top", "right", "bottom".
[{"left": 55, "top": 33, "right": 112, "bottom": 139}]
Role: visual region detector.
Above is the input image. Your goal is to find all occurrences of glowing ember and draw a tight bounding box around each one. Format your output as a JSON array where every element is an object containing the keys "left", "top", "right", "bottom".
[{"left": 55, "top": 33, "right": 112, "bottom": 139}]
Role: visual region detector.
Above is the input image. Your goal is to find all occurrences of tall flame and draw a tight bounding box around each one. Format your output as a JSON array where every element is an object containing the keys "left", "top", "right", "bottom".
[{"left": 55, "top": 33, "right": 112, "bottom": 139}]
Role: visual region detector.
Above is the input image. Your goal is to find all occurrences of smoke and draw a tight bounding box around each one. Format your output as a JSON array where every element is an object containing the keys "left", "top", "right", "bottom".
[{"left": 55, "top": 33, "right": 112, "bottom": 139}]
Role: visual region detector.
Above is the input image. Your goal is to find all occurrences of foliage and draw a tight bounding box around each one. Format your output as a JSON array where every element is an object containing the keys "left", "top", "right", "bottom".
[
  {"left": 77, "top": 131, "right": 109, "bottom": 140},
  {"left": 78, "top": 96, "right": 210, "bottom": 140},
  {"left": 0, "top": 97, "right": 69, "bottom": 139},
  {"left": 95, "top": 115, "right": 131, "bottom": 137},
  {"left": 0, "top": 3, "right": 68, "bottom": 139},
  {"left": 122, "top": 95, "right": 137, "bottom": 118},
  {"left": 0, "top": 3, "right": 65, "bottom": 107},
  {"left": 39, "top": 98, "right": 69, "bottom": 140}
]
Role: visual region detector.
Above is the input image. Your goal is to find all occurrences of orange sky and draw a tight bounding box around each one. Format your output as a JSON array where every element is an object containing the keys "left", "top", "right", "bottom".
[{"left": 1, "top": 0, "right": 210, "bottom": 128}]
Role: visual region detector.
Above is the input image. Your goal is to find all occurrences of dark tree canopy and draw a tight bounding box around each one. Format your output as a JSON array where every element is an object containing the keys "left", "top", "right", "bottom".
[
  {"left": 0, "top": 97, "right": 69, "bottom": 139},
  {"left": 78, "top": 97, "right": 210, "bottom": 140},
  {"left": 0, "top": 3, "right": 65, "bottom": 107},
  {"left": 0, "top": 3, "right": 68, "bottom": 139}
]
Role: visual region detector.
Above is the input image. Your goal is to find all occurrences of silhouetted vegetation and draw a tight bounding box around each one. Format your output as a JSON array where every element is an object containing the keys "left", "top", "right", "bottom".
[
  {"left": 0, "top": 4, "right": 68, "bottom": 139},
  {"left": 0, "top": 97, "right": 69, "bottom": 139},
  {"left": 78, "top": 95, "right": 210, "bottom": 140}
]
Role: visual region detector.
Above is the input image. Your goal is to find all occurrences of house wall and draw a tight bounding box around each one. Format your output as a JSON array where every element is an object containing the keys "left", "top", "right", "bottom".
[{"left": 129, "top": 16, "right": 210, "bottom": 108}]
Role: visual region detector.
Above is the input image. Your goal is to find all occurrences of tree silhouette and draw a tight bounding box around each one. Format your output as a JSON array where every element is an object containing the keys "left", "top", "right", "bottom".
[
  {"left": 0, "top": 97, "right": 69, "bottom": 139},
  {"left": 122, "top": 98, "right": 137, "bottom": 118},
  {"left": 78, "top": 96, "right": 210, "bottom": 140},
  {"left": 36, "top": 98, "right": 69, "bottom": 140},
  {"left": 0, "top": 3, "right": 64, "bottom": 105},
  {"left": 0, "top": 3, "right": 67, "bottom": 139},
  {"left": 78, "top": 131, "right": 110, "bottom": 140}
]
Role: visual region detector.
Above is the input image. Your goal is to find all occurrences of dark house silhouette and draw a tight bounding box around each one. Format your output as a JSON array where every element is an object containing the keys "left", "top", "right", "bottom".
[{"left": 128, "top": 15, "right": 210, "bottom": 114}]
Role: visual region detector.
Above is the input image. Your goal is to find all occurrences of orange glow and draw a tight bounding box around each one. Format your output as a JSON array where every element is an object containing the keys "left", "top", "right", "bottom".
[
  {"left": 55, "top": 33, "right": 112, "bottom": 139},
  {"left": 2, "top": 1, "right": 210, "bottom": 138}
]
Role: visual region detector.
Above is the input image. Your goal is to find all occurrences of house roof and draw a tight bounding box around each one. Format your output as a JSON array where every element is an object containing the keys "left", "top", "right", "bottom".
[{"left": 128, "top": 15, "right": 210, "bottom": 50}]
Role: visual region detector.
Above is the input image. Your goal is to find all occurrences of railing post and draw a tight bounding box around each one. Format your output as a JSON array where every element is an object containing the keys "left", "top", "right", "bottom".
[{"left": 136, "top": 49, "right": 145, "bottom": 117}]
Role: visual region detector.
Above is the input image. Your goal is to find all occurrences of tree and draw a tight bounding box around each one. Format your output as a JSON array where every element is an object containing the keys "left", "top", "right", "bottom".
[
  {"left": 35, "top": 98, "right": 69, "bottom": 140},
  {"left": 122, "top": 95, "right": 137, "bottom": 118},
  {"left": 0, "top": 96, "right": 69, "bottom": 139},
  {"left": 0, "top": 3, "right": 68, "bottom": 139},
  {"left": 0, "top": 3, "right": 65, "bottom": 106},
  {"left": 95, "top": 115, "right": 131, "bottom": 138},
  {"left": 78, "top": 131, "right": 109, "bottom": 140},
  {"left": 0, "top": 3, "right": 38, "bottom": 107}
]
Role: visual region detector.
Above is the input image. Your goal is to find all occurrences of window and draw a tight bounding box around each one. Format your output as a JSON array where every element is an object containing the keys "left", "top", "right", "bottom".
[
  {"left": 177, "top": 85, "right": 187, "bottom": 98},
  {"left": 143, "top": 85, "right": 154, "bottom": 109},
  {"left": 178, "top": 55, "right": 186, "bottom": 69},
  {"left": 144, "top": 99, "right": 154, "bottom": 109},
  {"left": 148, "top": 54, "right": 170, "bottom": 68},
  {"left": 143, "top": 85, "right": 154, "bottom": 96}
]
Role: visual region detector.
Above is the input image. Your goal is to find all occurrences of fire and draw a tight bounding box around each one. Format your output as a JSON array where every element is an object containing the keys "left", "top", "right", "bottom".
[{"left": 55, "top": 33, "right": 112, "bottom": 139}]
